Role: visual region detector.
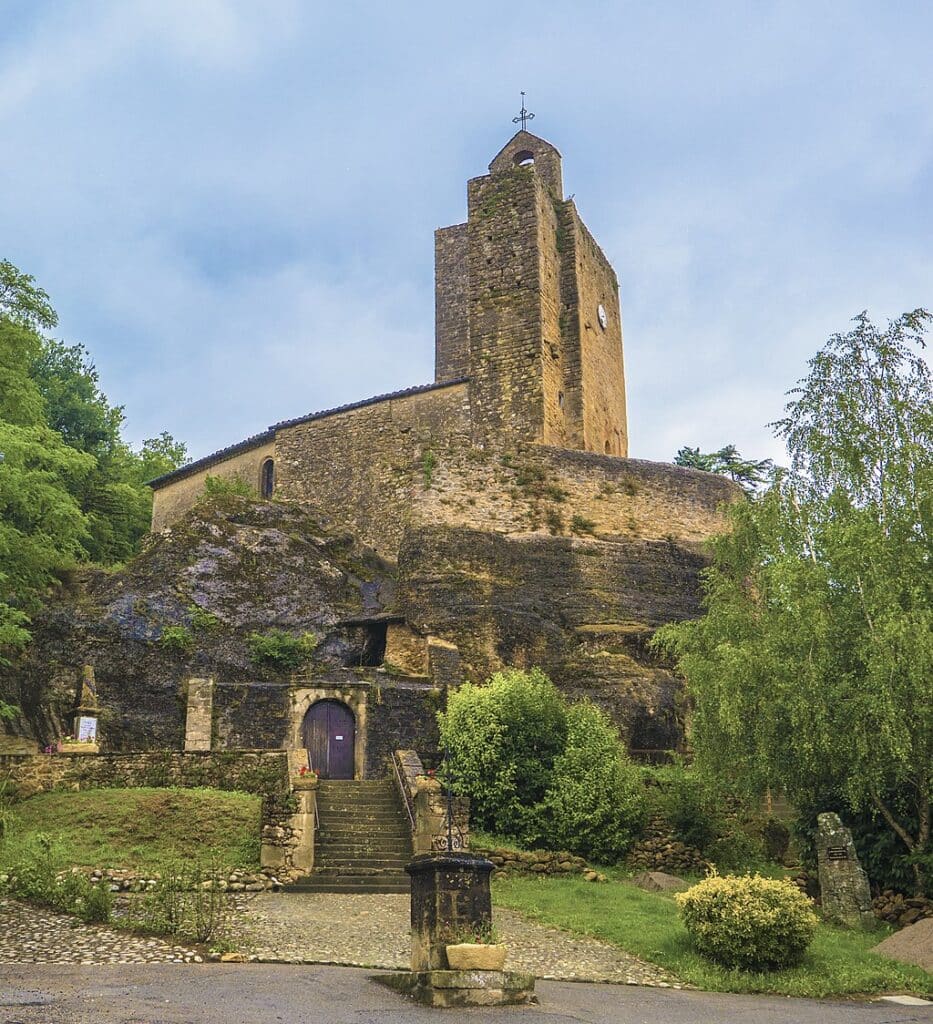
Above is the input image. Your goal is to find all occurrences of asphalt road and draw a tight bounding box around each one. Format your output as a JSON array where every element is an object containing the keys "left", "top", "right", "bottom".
[{"left": 1, "top": 964, "right": 930, "bottom": 1024}]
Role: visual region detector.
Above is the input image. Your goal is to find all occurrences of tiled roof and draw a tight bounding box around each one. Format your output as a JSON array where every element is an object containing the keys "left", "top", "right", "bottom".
[
  {"left": 146, "top": 429, "right": 275, "bottom": 488},
  {"left": 148, "top": 377, "right": 468, "bottom": 490}
]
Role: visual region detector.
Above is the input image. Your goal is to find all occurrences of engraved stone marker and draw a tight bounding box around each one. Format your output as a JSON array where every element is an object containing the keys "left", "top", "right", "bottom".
[{"left": 816, "top": 812, "right": 874, "bottom": 928}]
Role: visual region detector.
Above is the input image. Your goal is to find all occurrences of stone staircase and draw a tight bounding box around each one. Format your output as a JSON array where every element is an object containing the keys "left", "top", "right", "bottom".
[{"left": 285, "top": 778, "right": 413, "bottom": 894}]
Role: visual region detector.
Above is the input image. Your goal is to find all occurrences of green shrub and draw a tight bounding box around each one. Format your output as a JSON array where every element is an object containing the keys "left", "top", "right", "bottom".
[
  {"left": 79, "top": 880, "right": 113, "bottom": 923},
  {"left": 125, "top": 857, "right": 227, "bottom": 943},
  {"left": 707, "top": 828, "right": 768, "bottom": 872},
  {"left": 1, "top": 833, "right": 110, "bottom": 923},
  {"left": 438, "top": 668, "right": 567, "bottom": 837},
  {"left": 762, "top": 818, "right": 791, "bottom": 862},
  {"left": 203, "top": 474, "right": 252, "bottom": 498},
  {"left": 161, "top": 626, "right": 193, "bottom": 652},
  {"left": 439, "top": 671, "right": 645, "bottom": 861},
  {"left": 189, "top": 606, "right": 221, "bottom": 632},
  {"left": 247, "top": 629, "right": 318, "bottom": 670},
  {"left": 675, "top": 873, "right": 818, "bottom": 970},
  {"left": 535, "top": 701, "right": 645, "bottom": 862},
  {"left": 644, "top": 760, "right": 722, "bottom": 853}
]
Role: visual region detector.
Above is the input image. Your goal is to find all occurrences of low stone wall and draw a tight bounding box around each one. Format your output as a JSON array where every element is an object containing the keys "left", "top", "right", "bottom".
[
  {"left": 473, "top": 845, "right": 604, "bottom": 882},
  {"left": 626, "top": 836, "right": 708, "bottom": 875},
  {"left": 0, "top": 750, "right": 313, "bottom": 879},
  {"left": 73, "top": 867, "right": 282, "bottom": 893}
]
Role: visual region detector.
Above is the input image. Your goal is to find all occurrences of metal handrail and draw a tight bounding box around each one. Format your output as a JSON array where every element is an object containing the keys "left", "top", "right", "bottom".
[
  {"left": 306, "top": 748, "right": 320, "bottom": 832},
  {"left": 391, "top": 752, "right": 416, "bottom": 833}
]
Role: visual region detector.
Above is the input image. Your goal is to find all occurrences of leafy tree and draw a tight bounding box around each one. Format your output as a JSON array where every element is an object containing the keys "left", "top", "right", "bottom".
[
  {"left": 535, "top": 700, "right": 646, "bottom": 862},
  {"left": 439, "top": 670, "right": 645, "bottom": 860},
  {"left": 656, "top": 311, "right": 933, "bottom": 894},
  {"left": 0, "top": 259, "right": 57, "bottom": 331},
  {"left": 31, "top": 339, "right": 187, "bottom": 564},
  {"left": 0, "top": 320, "right": 92, "bottom": 663},
  {"left": 0, "top": 258, "right": 188, "bottom": 664},
  {"left": 438, "top": 668, "right": 568, "bottom": 838},
  {"left": 675, "top": 444, "right": 774, "bottom": 495}
]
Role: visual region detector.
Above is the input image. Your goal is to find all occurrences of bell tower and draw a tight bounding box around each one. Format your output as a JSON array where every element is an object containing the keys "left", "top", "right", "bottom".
[{"left": 434, "top": 128, "right": 628, "bottom": 457}]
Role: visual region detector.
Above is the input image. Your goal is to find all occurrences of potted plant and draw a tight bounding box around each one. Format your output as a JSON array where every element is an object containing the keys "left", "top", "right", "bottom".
[
  {"left": 292, "top": 765, "right": 319, "bottom": 790},
  {"left": 445, "top": 922, "right": 506, "bottom": 971}
]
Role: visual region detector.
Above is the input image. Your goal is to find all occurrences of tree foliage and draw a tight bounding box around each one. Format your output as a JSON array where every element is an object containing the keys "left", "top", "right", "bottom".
[
  {"left": 675, "top": 444, "right": 774, "bottom": 495},
  {"left": 656, "top": 310, "right": 933, "bottom": 893},
  {"left": 438, "top": 669, "right": 645, "bottom": 861},
  {"left": 0, "top": 259, "right": 188, "bottom": 666}
]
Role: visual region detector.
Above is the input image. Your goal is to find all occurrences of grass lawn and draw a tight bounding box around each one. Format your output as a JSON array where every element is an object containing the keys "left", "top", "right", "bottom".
[
  {"left": 1, "top": 788, "right": 261, "bottom": 872},
  {"left": 493, "top": 874, "right": 933, "bottom": 998}
]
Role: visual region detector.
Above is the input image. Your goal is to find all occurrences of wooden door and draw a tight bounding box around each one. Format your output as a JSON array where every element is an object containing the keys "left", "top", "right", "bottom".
[{"left": 302, "top": 700, "right": 355, "bottom": 779}]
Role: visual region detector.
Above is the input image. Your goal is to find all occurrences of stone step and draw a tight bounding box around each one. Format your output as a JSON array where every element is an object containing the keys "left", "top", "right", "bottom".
[
  {"left": 312, "top": 866, "right": 408, "bottom": 878},
  {"left": 284, "top": 879, "right": 411, "bottom": 894},
  {"left": 317, "top": 841, "right": 412, "bottom": 855},
  {"left": 315, "top": 857, "right": 411, "bottom": 870},
  {"left": 316, "top": 801, "right": 404, "bottom": 812},
  {"left": 318, "top": 822, "right": 407, "bottom": 833},
  {"left": 313, "top": 802, "right": 405, "bottom": 819}
]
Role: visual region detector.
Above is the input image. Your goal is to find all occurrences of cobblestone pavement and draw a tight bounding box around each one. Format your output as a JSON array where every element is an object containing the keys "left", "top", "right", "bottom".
[
  {"left": 229, "top": 892, "right": 678, "bottom": 986},
  {"left": 0, "top": 891, "right": 676, "bottom": 985},
  {"left": 0, "top": 897, "right": 201, "bottom": 964}
]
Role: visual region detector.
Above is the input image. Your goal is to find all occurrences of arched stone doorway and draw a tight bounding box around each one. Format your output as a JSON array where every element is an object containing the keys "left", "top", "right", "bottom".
[{"left": 302, "top": 699, "right": 355, "bottom": 779}]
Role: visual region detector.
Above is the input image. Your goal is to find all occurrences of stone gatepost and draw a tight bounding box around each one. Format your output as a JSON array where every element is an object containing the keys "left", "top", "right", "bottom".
[
  {"left": 408, "top": 852, "right": 494, "bottom": 971},
  {"left": 816, "top": 812, "right": 874, "bottom": 928}
]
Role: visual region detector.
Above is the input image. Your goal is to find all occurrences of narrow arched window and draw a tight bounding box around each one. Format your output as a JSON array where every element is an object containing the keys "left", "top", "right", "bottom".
[{"left": 260, "top": 458, "right": 275, "bottom": 498}]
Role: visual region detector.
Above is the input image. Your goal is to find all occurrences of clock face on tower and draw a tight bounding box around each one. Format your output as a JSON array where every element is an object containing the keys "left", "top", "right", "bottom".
[{"left": 597, "top": 304, "right": 608, "bottom": 329}]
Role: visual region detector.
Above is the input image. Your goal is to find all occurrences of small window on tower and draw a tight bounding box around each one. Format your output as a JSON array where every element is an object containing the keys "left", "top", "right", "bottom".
[
  {"left": 513, "top": 150, "right": 535, "bottom": 167},
  {"left": 260, "top": 458, "right": 275, "bottom": 499}
]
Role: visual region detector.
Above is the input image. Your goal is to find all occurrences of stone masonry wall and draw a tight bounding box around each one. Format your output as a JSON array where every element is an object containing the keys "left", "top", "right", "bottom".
[
  {"left": 151, "top": 438, "right": 275, "bottom": 533},
  {"left": 365, "top": 680, "right": 443, "bottom": 776},
  {"left": 562, "top": 203, "right": 627, "bottom": 456},
  {"left": 467, "top": 167, "right": 547, "bottom": 446},
  {"left": 412, "top": 443, "right": 739, "bottom": 546},
  {"left": 434, "top": 223, "right": 470, "bottom": 381},
  {"left": 274, "top": 382, "right": 470, "bottom": 559}
]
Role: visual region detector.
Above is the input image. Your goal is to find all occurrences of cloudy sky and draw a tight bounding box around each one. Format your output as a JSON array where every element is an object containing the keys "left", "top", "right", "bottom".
[{"left": 2, "top": 1, "right": 930, "bottom": 466}]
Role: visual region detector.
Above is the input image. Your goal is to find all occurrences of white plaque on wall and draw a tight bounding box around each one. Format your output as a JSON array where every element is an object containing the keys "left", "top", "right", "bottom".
[{"left": 77, "top": 716, "right": 98, "bottom": 742}]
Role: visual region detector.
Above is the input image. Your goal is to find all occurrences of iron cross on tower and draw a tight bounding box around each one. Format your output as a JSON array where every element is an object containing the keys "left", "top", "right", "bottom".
[{"left": 512, "top": 92, "right": 534, "bottom": 131}]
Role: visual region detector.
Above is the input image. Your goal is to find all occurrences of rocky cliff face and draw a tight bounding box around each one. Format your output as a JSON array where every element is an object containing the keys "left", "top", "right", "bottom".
[
  {"left": 397, "top": 525, "right": 707, "bottom": 753},
  {"left": 2, "top": 496, "right": 394, "bottom": 749},
  {"left": 5, "top": 470, "right": 726, "bottom": 756}
]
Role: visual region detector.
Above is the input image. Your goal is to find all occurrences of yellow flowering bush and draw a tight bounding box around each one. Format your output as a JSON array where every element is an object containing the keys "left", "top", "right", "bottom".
[{"left": 675, "top": 873, "right": 818, "bottom": 970}]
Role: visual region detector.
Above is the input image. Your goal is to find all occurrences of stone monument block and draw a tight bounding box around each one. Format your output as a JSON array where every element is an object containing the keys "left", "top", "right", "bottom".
[
  {"left": 816, "top": 812, "right": 874, "bottom": 928},
  {"left": 184, "top": 677, "right": 214, "bottom": 751}
]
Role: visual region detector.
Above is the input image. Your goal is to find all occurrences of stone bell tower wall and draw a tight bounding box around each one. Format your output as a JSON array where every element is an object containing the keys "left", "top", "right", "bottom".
[
  {"left": 434, "top": 223, "right": 470, "bottom": 382},
  {"left": 453, "top": 133, "right": 628, "bottom": 457},
  {"left": 466, "top": 166, "right": 554, "bottom": 447}
]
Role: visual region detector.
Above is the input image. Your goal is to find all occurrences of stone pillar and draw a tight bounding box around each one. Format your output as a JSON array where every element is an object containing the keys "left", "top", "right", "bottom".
[
  {"left": 73, "top": 664, "right": 100, "bottom": 747},
  {"left": 816, "top": 812, "right": 874, "bottom": 928},
  {"left": 412, "top": 777, "right": 470, "bottom": 855},
  {"left": 184, "top": 677, "right": 214, "bottom": 752},
  {"left": 407, "top": 853, "right": 494, "bottom": 972}
]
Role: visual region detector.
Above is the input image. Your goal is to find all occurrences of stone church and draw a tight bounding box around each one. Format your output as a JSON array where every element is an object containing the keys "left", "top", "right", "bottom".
[{"left": 6, "top": 130, "right": 738, "bottom": 777}]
